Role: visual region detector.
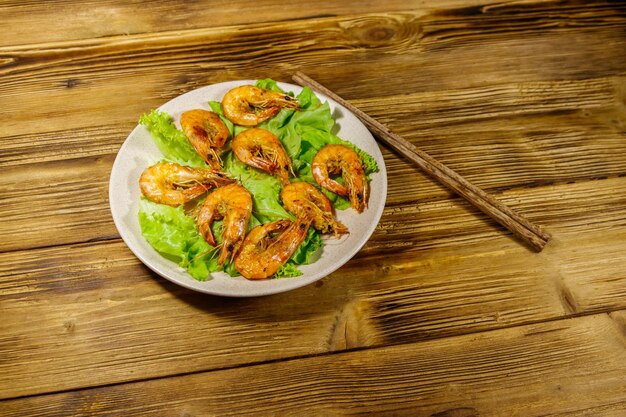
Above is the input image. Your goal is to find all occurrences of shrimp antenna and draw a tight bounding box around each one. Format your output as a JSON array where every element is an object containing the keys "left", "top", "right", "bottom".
[
  {"left": 191, "top": 178, "right": 211, "bottom": 193},
  {"left": 207, "top": 148, "right": 223, "bottom": 169},
  {"left": 184, "top": 246, "right": 219, "bottom": 266},
  {"left": 207, "top": 244, "right": 222, "bottom": 261}
]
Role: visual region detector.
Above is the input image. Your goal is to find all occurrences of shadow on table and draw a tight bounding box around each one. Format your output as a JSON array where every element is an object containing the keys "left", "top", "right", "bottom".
[{"left": 150, "top": 266, "right": 359, "bottom": 324}]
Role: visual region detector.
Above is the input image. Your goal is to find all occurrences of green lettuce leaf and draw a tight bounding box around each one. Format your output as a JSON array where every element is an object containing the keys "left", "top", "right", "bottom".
[
  {"left": 222, "top": 152, "right": 292, "bottom": 223},
  {"left": 290, "top": 226, "right": 323, "bottom": 265},
  {"left": 138, "top": 199, "right": 221, "bottom": 280},
  {"left": 139, "top": 109, "right": 207, "bottom": 168},
  {"left": 274, "top": 263, "right": 303, "bottom": 278},
  {"left": 255, "top": 78, "right": 287, "bottom": 93}
]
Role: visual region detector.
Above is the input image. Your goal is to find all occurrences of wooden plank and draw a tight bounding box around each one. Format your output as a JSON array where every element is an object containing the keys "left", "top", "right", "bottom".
[
  {"left": 1, "top": 75, "right": 625, "bottom": 251},
  {"left": 1, "top": 177, "right": 625, "bottom": 398},
  {"left": 1, "top": 4, "right": 626, "bottom": 138},
  {"left": 2, "top": 75, "right": 624, "bottom": 171},
  {"left": 0, "top": 155, "right": 117, "bottom": 252},
  {"left": 2, "top": 2, "right": 623, "bottom": 414},
  {"left": 337, "top": 76, "right": 626, "bottom": 206},
  {"left": 0, "top": 124, "right": 130, "bottom": 168},
  {"left": 367, "top": 175, "right": 626, "bottom": 255},
  {"left": 2, "top": 313, "right": 625, "bottom": 415},
  {"left": 0, "top": 0, "right": 488, "bottom": 47}
]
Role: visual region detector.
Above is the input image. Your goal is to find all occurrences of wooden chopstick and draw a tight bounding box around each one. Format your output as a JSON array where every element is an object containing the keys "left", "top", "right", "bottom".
[{"left": 292, "top": 72, "right": 550, "bottom": 252}]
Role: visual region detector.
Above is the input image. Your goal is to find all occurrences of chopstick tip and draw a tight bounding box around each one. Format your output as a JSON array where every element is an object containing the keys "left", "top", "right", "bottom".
[{"left": 292, "top": 71, "right": 306, "bottom": 84}]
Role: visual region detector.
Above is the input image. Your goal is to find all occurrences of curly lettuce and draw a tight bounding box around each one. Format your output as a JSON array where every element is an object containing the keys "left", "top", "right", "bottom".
[
  {"left": 138, "top": 199, "right": 217, "bottom": 280},
  {"left": 139, "top": 110, "right": 207, "bottom": 168},
  {"left": 138, "top": 78, "right": 377, "bottom": 281}
]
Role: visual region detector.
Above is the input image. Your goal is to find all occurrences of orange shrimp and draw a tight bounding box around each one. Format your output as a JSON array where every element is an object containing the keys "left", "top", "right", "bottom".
[
  {"left": 231, "top": 128, "right": 293, "bottom": 185},
  {"left": 196, "top": 183, "right": 253, "bottom": 265},
  {"left": 222, "top": 85, "right": 299, "bottom": 126},
  {"left": 180, "top": 109, "right": 230, "bottom": 169},
  {"left": 280, "top": 182, "right": 348, "bottom": 236},
  {"left": 234, "top": 215, "right": 312, "bottom": 280},
  {"left": 139, "top": 162, "right": 234, "bottom": 206},
  {"left": 311, "top": 144, "right": 369, "bottom": 213}
]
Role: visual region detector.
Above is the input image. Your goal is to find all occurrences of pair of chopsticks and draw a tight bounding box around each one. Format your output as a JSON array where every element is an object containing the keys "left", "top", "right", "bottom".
[{"left": 292, "top": 72, "right": 550, "bottom": 252}]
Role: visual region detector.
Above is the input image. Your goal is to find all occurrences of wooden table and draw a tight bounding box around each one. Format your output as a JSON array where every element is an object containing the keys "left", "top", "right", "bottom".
[{"left": 2, "top": 1, "right": 625, "bottom": 415}]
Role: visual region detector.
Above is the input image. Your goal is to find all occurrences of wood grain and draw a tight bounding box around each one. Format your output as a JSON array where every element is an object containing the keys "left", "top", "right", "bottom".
[
  {"left": 366, "top": 176, "right": 626, "bottom": 255},
  {"left": 2, "top": 4, "right": 626, "bottom": 138},
  {"left": 2, "top": 177, "right": 625, "bottom": 398},
  {"left": 2, "top": 0, "right": 626, "bottom": 413},
  {"left": 0, "top": 156, "right": 116, "bottom": 252},
  {"left": 294, "top": 71, "right": 550, "bottom": 251},
  {"left": 0, "top": 0, "right": 490, "bottom": 47},
  {"left": 1, "top": 75, "right": 625, "bottom": 251},
  {"left": 2, "top": 313, "right": 625, "bottom": 416}
]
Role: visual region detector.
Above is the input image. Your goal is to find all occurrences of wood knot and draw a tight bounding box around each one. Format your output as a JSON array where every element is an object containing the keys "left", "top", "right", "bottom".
[
  {"left": 63, "top": 320, "right": 76, "bottom": 333},
  {"left": 364, "top": 26, "right": 396, "bottom": 43},
  {"left": 342, "top": 15, "right": 420, "bottom": 50},
  {"left": 347, "top": 23, "right": 397, "bottom": 47},
  {"left": 65, "top": 79, "right": 79, "bottom": 88}
]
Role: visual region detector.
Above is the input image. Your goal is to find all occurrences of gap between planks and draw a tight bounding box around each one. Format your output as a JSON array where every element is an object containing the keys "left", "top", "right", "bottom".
[
  {"left": 0, "top": 0, "right": 570, "bottom": 51},
  {"left": 2, "top": 3, "right": 626, "bottom": 110},
  {"left": 1, "top": 309, "right": 623, "bottom": 404},
  {"left": 2, "top": 200, "right": 625, "bottom": 398},
  {"left": 0, "top": 172, "right": 624, "bottom": 256},
  {"left": 0, "top": 0, "right": 504, "bottom": 48}
]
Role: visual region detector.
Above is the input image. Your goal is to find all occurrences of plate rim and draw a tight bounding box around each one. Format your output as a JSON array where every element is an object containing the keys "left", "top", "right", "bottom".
[{"left": 109, "top": 79, "right": 387, "bottom": 297}]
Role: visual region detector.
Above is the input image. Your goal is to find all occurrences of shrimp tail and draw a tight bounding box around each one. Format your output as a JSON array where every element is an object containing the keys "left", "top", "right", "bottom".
[
  {"left": 248, "top": 156, "right": 277, "bottom": 173},
  {"left": 347, "top": 176, "right": 369, "bottom": 213},
  {"left": 197, "top": 209, "right": 218, "bottom": 246},
  {"left": 217, "top": 243, "right": 230, "bottom": 266},
  {"left": 206, "top": 148, "right": 223, "bottom": 169}
]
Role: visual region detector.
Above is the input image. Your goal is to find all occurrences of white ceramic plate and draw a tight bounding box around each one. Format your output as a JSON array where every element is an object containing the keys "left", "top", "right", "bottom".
[{"left": 109, "top": 80, "right": 387, "bottom": 297}]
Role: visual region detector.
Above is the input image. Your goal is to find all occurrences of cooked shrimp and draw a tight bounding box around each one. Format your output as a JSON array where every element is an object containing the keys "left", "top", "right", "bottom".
[
  {"left": 234, "top": 215, "right": 312, "bottom": 280},
  {"left": 196, "top": 183, "right": 253, "bottom": 265},
  {"left": 231, "top": 128, "right": 293, "bottom": 185},
  {"left": 180, "top": 109, "right": 230, "bottom": 169},
  {"left": 311, "top": 144, "right": 369, "bottom": 213},
  {"left": 139, "top": 162, "right": 234, "bottom": 206},
  {"left": 222, "top": 85, "right": 299, "bottom": 126},
  {"left": 281, "top": 182, "right": 348, "bottom": 236}
]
